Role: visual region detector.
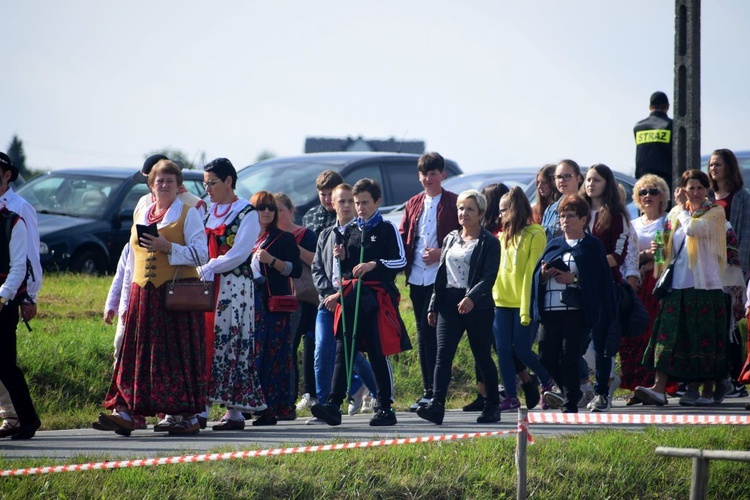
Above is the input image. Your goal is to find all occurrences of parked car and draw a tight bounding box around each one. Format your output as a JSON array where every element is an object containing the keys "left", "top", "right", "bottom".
[
  {"left": 384, "top": 167, "right": 639, "bottom": 226},
  {"left": 16, "top": 167, "right": 205, "bottom": 274},
  {"left": 233, "top": 152, "right": 462, "bottom": 224}
]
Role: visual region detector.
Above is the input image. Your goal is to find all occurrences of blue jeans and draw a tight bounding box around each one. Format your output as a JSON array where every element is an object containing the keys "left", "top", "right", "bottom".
[
  {"left": 493, "top": 307, "right": 552, "bottom": 398},
  {"left": 315, "top": 307, "right": 377, "bottom": 401},
  {"left": 314, "top": 308, "right": 337, "bottom": 402}
]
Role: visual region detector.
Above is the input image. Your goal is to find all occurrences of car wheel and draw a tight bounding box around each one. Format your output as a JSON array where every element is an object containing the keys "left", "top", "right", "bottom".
[{"left": 69, "top": 249, "right": 107, "bottom": 275}]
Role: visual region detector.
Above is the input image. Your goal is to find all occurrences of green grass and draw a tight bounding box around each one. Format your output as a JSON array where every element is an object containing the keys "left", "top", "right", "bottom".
[
  {"left": 5, "top": 273, "right": 750, "bottom": 498},
  {"left": 1, "top": 427, "right": 749, "bottom": 498}
]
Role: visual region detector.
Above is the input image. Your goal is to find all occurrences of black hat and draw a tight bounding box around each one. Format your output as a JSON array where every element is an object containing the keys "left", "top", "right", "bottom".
[
  {"left": 142, "top": 154, "right": 169, "bottom": 176},
  {"left": 0, "top": 152, "right": 19, "bottom": 183},
  {"left": 650, "top": 91, "right": 669, "bottom": 108}
]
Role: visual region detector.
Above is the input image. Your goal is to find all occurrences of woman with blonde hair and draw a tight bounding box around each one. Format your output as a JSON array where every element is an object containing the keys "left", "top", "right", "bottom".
[{"left": 619, "top": 174, "right": 677, "bottom": 404}]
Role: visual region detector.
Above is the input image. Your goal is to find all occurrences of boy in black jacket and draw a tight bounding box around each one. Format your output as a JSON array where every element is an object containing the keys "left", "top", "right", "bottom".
[{"left": 311, "top": 179, "right": 410, "bottom": 426}]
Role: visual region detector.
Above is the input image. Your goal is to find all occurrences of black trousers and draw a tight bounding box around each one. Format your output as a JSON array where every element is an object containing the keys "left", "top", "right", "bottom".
[
  {"left": 0, "top": 301, "right": 39, "bottom": 426},
  {"left": 433, "top": 288, "right": 498, "bottom": 405},
  {"left": 329, "top": 309, "right": 393, "bottom": 408},
  {"left": 538, "top": 310, "right": 588, "bottom": 409},
  {"left": 409, "top": 284, "right": 436, "bottom": 394}
]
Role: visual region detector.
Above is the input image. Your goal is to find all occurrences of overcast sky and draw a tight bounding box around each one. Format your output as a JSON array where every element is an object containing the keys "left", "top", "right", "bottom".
[{"left": 3, "top": 1, "right": 749, "bottom": 174}]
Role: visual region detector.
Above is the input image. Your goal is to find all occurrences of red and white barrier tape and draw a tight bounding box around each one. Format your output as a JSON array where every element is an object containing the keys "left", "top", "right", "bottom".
[
  {"left": 527, "top": 412, "right": 750, "bottom": 425},
  {"left": 0, "top": 429, "right": 517, "bottom": 478}
]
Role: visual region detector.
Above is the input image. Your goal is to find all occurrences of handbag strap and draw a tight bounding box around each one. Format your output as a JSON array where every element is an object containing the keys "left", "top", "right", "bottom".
[
  {"left": 261, "top": 234, "right": 293, "bottom": 296},
  {"left": 170, "top": 246, "right": 206, "bottom": 288},
  {"left": 668, "top": 236, "right": 686, "bottom": 265}
]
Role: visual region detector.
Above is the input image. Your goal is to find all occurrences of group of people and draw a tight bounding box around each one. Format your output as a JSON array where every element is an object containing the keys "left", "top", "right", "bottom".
[{"left": 2, "top": 122, "right": 750, "bottom": 439}]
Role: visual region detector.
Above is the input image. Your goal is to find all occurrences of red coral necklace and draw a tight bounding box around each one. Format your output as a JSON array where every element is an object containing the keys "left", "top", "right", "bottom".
[
  {"left": 147, "top": 202, "right": 173, "bottom": 224},
  {"left": 213, "top": 196, "right": 238, "bottom": 218}
]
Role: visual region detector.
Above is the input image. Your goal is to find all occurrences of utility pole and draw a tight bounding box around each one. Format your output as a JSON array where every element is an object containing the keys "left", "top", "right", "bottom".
[{"left": 673, "top": 0, "right": 701, "bottom": 185}]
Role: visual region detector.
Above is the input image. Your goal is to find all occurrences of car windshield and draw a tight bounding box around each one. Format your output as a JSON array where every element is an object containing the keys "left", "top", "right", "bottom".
[
  {"left": 442, "top": 172, "right": 535, "bottom": 195},
  {"left": 235, "top": 161, "right": 341, "bottom": 205},
  {"left": 16, "top": 174, "right": 123, "bottom": 218}
]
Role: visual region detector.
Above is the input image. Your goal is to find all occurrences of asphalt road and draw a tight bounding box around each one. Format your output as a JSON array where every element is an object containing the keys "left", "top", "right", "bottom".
[{"left": 2, "top": 397, "right": 749, "bottom": 463}]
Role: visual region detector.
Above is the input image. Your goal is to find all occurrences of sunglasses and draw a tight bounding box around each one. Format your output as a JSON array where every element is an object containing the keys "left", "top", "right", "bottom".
[
  {"left": 555, "top": 173, "right": 574, "bottom": 181},
  {"left": 638, "top": 188, "right": 660, "bottom": 197},
  {"left": 256, "top": 204, "right": 277, "bottom": 212}
]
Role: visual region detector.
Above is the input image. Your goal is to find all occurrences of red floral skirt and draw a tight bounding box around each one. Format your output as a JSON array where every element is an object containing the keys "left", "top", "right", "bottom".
[{"left": 104, "top": 282, "right": 207, "bottom": 415}]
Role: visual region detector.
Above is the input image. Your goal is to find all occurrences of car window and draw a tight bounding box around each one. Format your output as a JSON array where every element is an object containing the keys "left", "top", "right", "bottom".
[
  {"left": 183, "top": 179, "right": 204, "bottom": 198},
  {"left": 17, "top": 174, "right": 123, "bottom": 217},
  {"left": 120, "top": 183, "right": 151, "bottom": 217},
  {"left": 382, "top": 163, "right": 421, "bottom": 206},
  {"left": 343, "top": 164, "right": 386, "bottom": 202},
  {"left": 235, "top": 162, "right": 338, "bottom": 207}
]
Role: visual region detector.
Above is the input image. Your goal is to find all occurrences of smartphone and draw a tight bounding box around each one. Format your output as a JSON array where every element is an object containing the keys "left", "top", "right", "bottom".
[
  {"left": 546, "top": 257, "right": 570, "bottom": 272},
  {"left": 136, "top": 223, "right": 159, "bottom": 246}
]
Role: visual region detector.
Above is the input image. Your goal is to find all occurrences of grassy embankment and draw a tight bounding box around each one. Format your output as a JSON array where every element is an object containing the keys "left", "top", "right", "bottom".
[{"left": 2, "top": 274, "right": 749, "bottom": 498}]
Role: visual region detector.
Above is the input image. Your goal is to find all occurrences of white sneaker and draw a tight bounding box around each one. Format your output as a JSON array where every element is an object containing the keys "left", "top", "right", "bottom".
[
  {"left": 579, "top": 390, "right": 595, "bottom": 409},
  {"left": 347, "top": 385, "right": 369, "bottom": 415},
  {"left": 305, "top": 417, "right": 327, "bottom": 425},
  {"left": 590, "top": 394, "right": 611, "bottom": 412},
  {"left": 296, "top": 393, "right": 317, "bottom": 411}
]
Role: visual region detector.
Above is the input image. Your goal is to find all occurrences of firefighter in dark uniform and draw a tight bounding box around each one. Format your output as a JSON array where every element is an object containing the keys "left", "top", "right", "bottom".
[{"left": 634, "top": 91, "right": 673, "bottom": 192}]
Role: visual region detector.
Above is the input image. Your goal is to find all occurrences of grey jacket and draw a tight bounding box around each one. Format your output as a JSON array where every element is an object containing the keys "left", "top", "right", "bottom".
[
  {"left": 312, "top": 223, "right": 349, "bottom": 307},
  {"left": 729, "top": 188, "right": 750, "bottom": 279}
]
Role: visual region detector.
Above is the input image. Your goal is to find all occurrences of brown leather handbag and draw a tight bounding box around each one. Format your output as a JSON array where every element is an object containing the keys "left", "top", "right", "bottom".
[{"left": 164, "top": 248, "right": 216, "bottom": 312}]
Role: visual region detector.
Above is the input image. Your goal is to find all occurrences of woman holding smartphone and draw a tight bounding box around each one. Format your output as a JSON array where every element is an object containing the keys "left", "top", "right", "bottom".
[{"left": 533, "top": 194, "right": 616, "bottom": 413}]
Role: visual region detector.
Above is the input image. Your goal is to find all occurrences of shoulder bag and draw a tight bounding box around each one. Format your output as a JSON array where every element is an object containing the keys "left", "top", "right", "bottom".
[
  {"left": 262, "top": 235, "right": 299, "bottom": 313},
  {"left": 291, "top": 227, "right": 320, "bottom": 305},
  {"left": 652, "top": 237, "right": 686, "bottom": 301},
  {"left": 164, "top": 247, "right": 216, "bottom": 312}
]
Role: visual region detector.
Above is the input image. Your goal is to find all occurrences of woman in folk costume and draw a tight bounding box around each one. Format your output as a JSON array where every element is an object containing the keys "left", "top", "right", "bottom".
[
  {"left": 637, "top": 169, "right": 743, "bottom": 406},
  {"left": 99, "top": 160, "right": 208, "bottom": 436},
  {"left": 201, "top": 158, "right": 267, "bottom": 431}
]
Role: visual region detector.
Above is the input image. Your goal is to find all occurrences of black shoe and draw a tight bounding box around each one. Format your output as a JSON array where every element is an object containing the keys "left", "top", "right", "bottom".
[
  {"left": 310, "top": 402, "right": 342, "bottom": 426},
  {"left": 370, "top": 407, "right": 397, "bottom": 426},
  {"left": 462, "top": 394, "right": 485, "bottom": 412},
  {"left": 10, "top": 419, "right": 41, "bottom": 441},
  {"left": 197, "top": 416, "right": 207, "bottom": 429},
  {"left": 521, "top": 376, "right": 541, "bottom": 410},
  {"left": 476, "top": 402, "right": 500, "bottom": 424},
  {"left": 417, "top": 401, "right": 445, "bottom": 425},
  {"left": 251, "top": 412, "right": 278, "bottom": 426}
]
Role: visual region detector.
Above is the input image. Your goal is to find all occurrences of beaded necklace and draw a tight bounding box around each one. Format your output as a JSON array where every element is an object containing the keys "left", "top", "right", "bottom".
[
  {"left": 147, "top": 202, "right": 173, "bottom": 224},
  {"left": 213, "top": 196, "right": 238, "bottom": 218}
]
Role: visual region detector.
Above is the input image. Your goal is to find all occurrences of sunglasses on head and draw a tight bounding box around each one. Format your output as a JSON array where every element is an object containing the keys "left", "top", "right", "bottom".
[
  {"left": 638, "top": 188, "right": 660, "bottom": 197},
  {"left": 256, "top": 203, "right": 277, "bottom": 212}
]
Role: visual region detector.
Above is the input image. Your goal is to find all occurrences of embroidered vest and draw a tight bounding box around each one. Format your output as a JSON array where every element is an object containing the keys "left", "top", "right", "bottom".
[
  {"left": 131, "top": 205, "right": 198, "bottom": 288},
  {"left": 209, "top": 205, "right": 255, "bottom": 278}
]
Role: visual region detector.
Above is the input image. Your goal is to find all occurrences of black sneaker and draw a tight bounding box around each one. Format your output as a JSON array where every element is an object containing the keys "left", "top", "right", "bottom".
[
  {"left": 476, "top": 402, "right": 500, "bottom": 424},
  {"left": 462, "top": 394, "right": 485, "bottom": 412},
  {"left": 310, "top": 402, "right": 342, "bottom": 426},
  {"left": 369, "top": 407, "right": 397, "bottom": 426},
  {"left": 417, "top": 401, "right": 445, "bottom": 425},
  {"left": 521, "top": 376, "right": 541, "bottom": 410},
  {"left": 725, "top": 380, "right": 748, "bottom": 398}
]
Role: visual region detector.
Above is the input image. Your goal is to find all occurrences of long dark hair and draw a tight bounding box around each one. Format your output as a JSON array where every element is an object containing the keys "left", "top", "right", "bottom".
[
  {"left": 582, "top": 163, "right": 629, "bottom": 232},
  {"left": 481, "top": 182, "right": 510, "bottom": 234},
  {"left": 532, "top": 163, "right": 560, "bottom": 223},
  {"left": 502, "top": 186, "right": 533, "bottom": 249},
  {"left": 709, "top": 148, "right": 744, "bottom": 193}
]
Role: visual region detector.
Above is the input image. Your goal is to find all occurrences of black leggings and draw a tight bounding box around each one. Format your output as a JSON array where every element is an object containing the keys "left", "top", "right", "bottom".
[
  {"left": 538, "top": 310, "right": 588, "bottom": 408},
  {"left": 0, "top": 301, "right": 39, "bottom": 426}
]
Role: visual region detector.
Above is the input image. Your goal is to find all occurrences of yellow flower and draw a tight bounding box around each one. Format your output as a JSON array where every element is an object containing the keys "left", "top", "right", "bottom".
[{"left": 226, "top": 234, "right": 236, "bottom": 247}]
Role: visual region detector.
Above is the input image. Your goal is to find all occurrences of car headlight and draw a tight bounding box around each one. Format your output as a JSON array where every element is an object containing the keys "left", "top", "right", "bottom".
[{"left": 39, "top": 242, "right": 49, "bottom": 255}]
